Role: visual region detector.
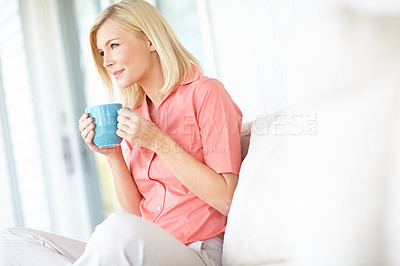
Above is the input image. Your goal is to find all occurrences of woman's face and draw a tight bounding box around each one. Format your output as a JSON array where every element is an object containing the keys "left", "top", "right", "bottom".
[{"left": 96, "top": 19, "right": 156, "bottom": 89}]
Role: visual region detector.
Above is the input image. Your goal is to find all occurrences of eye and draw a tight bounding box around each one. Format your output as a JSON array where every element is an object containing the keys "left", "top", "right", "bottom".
[
  {"left": 110, "top": 43, "right": 119, "bottom": 49},
  {"left": 99, "top": 51, "right": 104, "bottom": 57}
]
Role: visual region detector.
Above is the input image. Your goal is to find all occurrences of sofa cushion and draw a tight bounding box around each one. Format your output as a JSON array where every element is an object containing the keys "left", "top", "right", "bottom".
[
  {"left": 223, "top": 92, "right": 400, "bottom": 266},
  {"left": 224, "top": 90, "right": 400, "bottom": 265},
  {"left": 223, "top": 8, "right": 400, "bottom": 265},
  {"left": 223, "top": 113, "right": 291, "bottom": 265}
]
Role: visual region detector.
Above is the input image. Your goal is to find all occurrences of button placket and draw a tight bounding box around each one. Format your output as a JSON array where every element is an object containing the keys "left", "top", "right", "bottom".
[
  {"left": 146, "top": 152, "right": 155, "bottom": 169},
  {"left": 154, "top": 181, "right": 164, "bottom": 214},
  {"left": 146, "top": 152, "right": 165, "bottom": 217}
]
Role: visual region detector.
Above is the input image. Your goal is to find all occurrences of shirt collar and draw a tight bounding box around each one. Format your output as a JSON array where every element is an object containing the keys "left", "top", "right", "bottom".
[
  {"left": 137, "top": 92, "right": 151, "bottom": 120},
  {"left": 178, "top": 65, "right": 201, "bottom": 85},
  {"left": 138, "top": 65, "right": 201, "bottom": 114}
]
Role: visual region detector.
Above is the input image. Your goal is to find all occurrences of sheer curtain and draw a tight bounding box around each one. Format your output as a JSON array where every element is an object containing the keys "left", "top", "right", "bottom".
[{"left": 0, "top": 0, "right": 50, "bottom": 231}]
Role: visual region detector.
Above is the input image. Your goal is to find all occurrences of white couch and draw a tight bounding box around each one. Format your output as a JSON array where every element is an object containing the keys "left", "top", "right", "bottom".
[
  {"left": 222, "top": 99, "right": 400, "bottom": 266},
  {"left": 221, "top": 8, "right": 400, "bottom": 266}
]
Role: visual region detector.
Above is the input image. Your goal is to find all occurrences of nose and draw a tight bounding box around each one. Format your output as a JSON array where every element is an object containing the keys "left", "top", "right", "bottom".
[{"left": 103, "top": 52, "right": 114, "bottom": 69}]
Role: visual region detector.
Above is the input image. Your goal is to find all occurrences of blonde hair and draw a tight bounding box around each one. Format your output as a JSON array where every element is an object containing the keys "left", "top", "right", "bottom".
[{"left": 89, "top": 0, "right": 202, "bottom": 108}]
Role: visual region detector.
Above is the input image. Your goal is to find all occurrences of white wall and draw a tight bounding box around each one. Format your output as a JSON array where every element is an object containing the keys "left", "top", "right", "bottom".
[
  {"left": 198, "top": 0, "right": 287, "bottom": 122},
  {"left": 197, "top": 0, "right": 400, "bottom": 123}
]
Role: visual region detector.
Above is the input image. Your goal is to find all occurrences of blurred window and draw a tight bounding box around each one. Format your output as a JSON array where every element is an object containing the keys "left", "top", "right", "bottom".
[
  {"left": 0, "top": 0, "right": 51, "bottom": 230},
  {"left": 73, "top": 0, "right": 121, "bottom": 216},
  {"left": 157, "top": 0, "right": 206, "bottom": 69}
]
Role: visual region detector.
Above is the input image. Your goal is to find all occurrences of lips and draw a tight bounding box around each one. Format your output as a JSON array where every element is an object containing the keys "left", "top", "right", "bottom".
[{"left": 113, "top": 70, "right": 124, "bottom": 79}]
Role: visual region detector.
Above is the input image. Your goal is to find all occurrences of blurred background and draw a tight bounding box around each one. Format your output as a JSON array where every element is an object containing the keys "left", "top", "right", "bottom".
[{"left": 0, "top": 0, "right": 399, "bottom": 242}]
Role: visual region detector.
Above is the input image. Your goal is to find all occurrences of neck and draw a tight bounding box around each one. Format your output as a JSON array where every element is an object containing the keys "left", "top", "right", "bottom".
[{"left": 139, "top": 58, "right": 165, "bottom": 108}]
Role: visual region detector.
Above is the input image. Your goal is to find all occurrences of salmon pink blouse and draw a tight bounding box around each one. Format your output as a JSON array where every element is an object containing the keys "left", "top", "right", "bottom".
[{"left": 124, "top": 66, "right": 242, "bottom": 245}]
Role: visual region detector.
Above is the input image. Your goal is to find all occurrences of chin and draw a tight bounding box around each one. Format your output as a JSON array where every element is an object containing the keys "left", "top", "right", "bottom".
[
  {"left": 117, "top": 78, "right": 137, "bottom": 89},
  {"left": 118, "top": 81, "right": 134, "bottom": 89}
]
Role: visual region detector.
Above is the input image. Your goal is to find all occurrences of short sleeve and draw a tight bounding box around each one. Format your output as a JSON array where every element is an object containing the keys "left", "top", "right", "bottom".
[
  {"left": 122, "top": 139, "right": 134, "bottom": 171},
  {"left": 196, "top": 79, "right": 243, "bottom": 174}
]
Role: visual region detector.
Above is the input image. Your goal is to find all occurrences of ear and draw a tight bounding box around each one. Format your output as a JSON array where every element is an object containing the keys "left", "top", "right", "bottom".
[{"left": 148, "top": 40, "right": 156, "bottom": 52}]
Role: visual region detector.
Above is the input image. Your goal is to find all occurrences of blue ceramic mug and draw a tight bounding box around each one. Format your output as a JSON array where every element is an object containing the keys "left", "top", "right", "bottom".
[{"left": 85, "top": 103, "right": 124, "bottom": 148}]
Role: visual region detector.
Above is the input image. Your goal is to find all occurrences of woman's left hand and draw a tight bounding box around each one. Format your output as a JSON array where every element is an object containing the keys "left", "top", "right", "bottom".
[{"left": 117, "top": 108, "right": 164, "bottom": 150}]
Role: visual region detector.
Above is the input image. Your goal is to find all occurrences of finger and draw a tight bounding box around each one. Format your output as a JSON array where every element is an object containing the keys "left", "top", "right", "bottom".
[
  {"left": 118, "top": 122, "right": 132, "bottom": 134},
  {"left": 117, "top": 110, "right": 140, "bottom": 123},
  {"left": 119, "top": 117, "right": 142, "bottom": 132},
  {"left": 79, "top": 116, "right": 93, "bottom": 132},
  {"left": 85, "top": 129, "right": 95, "bottom": 145},
  {"left": 78, "top": 115, "right": 87, "bottom": 131},
  {"left": 117, "top": 122, "right": 124, "bottom": 131},
  {"left": 116, "top": 129, "right": 130, "bottom": 140},
  {"left": 117, "top": 107, "right": 132, "bottom": 117},
  {"left": 81, "top": 126, "right": 89, "bottom": 140},
  {"left": 123, "top": 116, "right": 139, "bottom": 127},
  {"left": 79, "top": 113, "right": 88, "bottom": 124},
  {"left": 81, "top": 129, "right": 87, "bottom": 139},
  {"left": 86, "top": 132, "right": 101, "bottom": 152},
  {"left": 81, "top": 121, "right": 94, "bottom": 136},
  {"left": 78, "top": 113, "right": 90, "bottom": 129},
  {"left": 80, "top": 121, "right": 94, "bottom": 138},
  {"left": 117, "top": 115, "right": 129, "bottom": 123}
]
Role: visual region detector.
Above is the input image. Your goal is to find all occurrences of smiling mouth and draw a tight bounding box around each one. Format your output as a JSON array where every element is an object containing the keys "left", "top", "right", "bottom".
[{"left": 113, "top": 70, "right": 124, "bottom": 79}]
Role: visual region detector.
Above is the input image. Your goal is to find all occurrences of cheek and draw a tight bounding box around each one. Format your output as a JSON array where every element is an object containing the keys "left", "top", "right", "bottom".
[{"left": 129, "top": 53, "right": 152, "bottom": 74}]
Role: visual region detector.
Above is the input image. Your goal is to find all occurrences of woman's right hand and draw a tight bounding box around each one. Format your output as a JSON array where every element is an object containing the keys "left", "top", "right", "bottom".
[{"left": 78, "top": 113, "right": 121, "bottom": 157}]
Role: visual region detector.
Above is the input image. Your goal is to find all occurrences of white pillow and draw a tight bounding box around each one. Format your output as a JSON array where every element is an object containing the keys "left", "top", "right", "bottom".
[
  {"left": 224, "top": 90, "right": 400, "bottom": 266},
  {"left": 223, "top": 113, "right": 291, "bottom": 266},
  {"left": 224, "top": 86, "right": 400, "bottom": 266}
]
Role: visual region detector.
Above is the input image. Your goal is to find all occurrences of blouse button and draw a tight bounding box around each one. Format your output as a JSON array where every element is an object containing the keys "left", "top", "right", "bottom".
[{"left": 156, "top": 206, "right": 161, "bottom": 212}]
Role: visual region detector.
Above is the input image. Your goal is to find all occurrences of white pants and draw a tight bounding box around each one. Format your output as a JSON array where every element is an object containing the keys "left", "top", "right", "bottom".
[{"left": 0, "top": 212, "right": 222, "bottom": 266}]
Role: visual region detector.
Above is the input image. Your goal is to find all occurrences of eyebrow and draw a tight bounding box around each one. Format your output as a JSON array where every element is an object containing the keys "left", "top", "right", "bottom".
[{"left": 97, "top": 38, "right": 120, "bottom": 52}]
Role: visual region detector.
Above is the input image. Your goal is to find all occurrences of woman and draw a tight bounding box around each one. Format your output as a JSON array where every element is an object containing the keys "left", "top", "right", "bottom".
[{"left": 0, "top": 0, "right": 242, "bottom": 265}]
